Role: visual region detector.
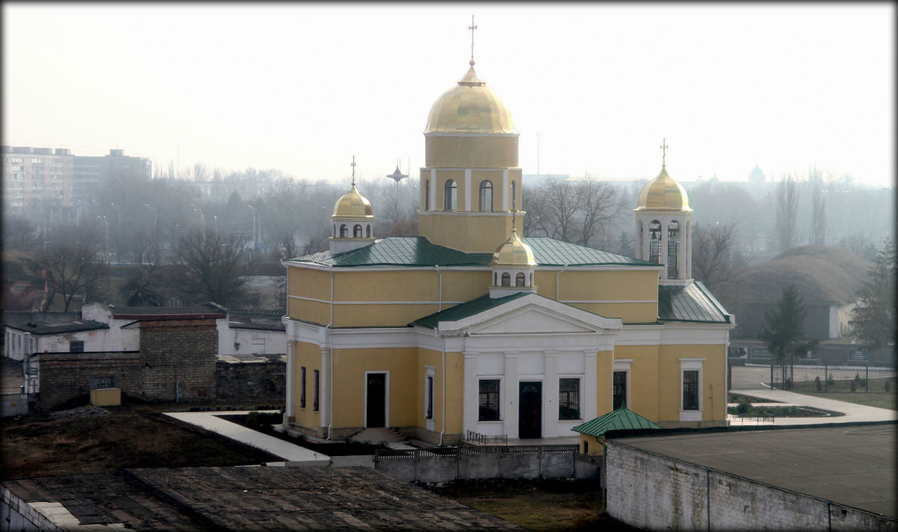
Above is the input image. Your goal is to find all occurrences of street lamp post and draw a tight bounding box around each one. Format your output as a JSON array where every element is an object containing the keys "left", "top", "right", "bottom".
[{"left": 247, "top": 204, "right": 258, "bottom": 251}]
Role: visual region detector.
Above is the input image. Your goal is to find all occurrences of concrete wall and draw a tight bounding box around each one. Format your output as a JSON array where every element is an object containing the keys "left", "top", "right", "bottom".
[
  {"left": 215, "top": 357, "right": 285, "bottom": 404},
  {"left": 1, "top": 393, "right": 29, "bottom": 417},
  {"left": 375, "top": 445, "right": 599, "bottom": 483},
  {"left": 605, "top": 441, "right": 896, "bottom": 531}
]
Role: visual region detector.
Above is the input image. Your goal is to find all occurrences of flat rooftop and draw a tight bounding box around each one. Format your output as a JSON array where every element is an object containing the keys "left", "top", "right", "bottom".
[
  {"left": 3, "top": 466, "right": 520, "bottom": 530},
  {"left": 610, "top": 422, "right": 897, "bottom": 517}
]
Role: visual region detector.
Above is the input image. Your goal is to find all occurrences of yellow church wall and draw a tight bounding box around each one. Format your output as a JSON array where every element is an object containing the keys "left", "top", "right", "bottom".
[
  {"left": 425, "top": 136, "right": 519, "bottom": 168},
  {"left": 292, "top": 341, "right": 323, "bottom": 429},
  {"left": 418, "top": 212, "right": 523, "bottom": 253},
  {"left": 614, "top": 345, "right": 661, "bottom": 421},
  {"left": 441, "top": 271, "right": 491, "bottom": 303},
  {"left": 286, "top": 267, "right": 332, "bottom": 325},
  {"left": 332, "top": 304, "right": 439, "bottom": 328},
  {"left": 656, "top": 344, "right": 727, "bottom": 423},
  {"left": 331, "top": 347, "right": 418, "bottom": 428},
  {"left": 559, "top": 270, "right": 658, "bottom": 302},
  {"left": 571, "top": 303, "right": 657, "bottom": 324},
  {"left": 333, "top": 270, "right": 438, "bottom": 302}
]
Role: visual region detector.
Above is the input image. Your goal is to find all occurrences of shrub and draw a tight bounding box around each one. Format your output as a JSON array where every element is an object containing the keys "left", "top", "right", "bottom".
[
  {"left": 815, "top": 376, "right": 822, "bottom": 391},
  {"left": 735, "top": 398, "right": 751, "bottom": 415}
]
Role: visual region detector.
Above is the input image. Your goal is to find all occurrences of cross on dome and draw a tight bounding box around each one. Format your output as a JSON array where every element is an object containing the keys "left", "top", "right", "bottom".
[
  {"left": 468, "top": 14, "right": 477, "bottom": 66},
  {"left": 660, "top": 138, "right": 669, "bottom": 168},
  {"left": 351, "top": 155, "right": 357, "bottom": 186}
]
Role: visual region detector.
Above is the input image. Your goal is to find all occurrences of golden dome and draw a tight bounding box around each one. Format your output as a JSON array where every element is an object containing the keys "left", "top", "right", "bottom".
[
  {"left": 634, "top": 167, "right": 692, "bottom": 212},
  {"left": 332, "top": 184, "right": 373, "bottom": 218},
  {"left": 424, "top": 65, "right": 517, "bottom": 135},
  {"left": 492, "top": 230, "right": 536, "bottom": 267}
]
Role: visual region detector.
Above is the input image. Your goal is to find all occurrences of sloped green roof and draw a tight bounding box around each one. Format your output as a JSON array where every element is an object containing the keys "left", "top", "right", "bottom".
[
  {"left": 524, "top": 237, "right": 656, "bottom": 267},
  {"left": 289, "top": 237, "right": 491, "bottom": 267},
  {"left": 657, "top": 281, "right": 731, "bottom": 323},
  {"left": 288, "top": 236, "right": 656, "bottom": 269},
  {"left": 572, "top": 404, "right": 661, "bottom": 437},
  {"left": 412, "top": 292, "right": 529, "bottom": 329}
]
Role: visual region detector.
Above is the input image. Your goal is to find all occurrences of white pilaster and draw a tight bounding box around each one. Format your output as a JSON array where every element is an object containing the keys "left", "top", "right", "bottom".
[
  {"left": 543, "top": 351, "right": 558, "bottom": 437},
  {"left": 503, "top": 352, "right": 518, "bottom": 438},
  {"left": 320, "top": 348, "right": 330, "bottom": 428},
  {"left": 463, "top": 352, "right": 478, "bottom": 433},
  {"left": 464, "top": 168, "right": 472, "bottom": 211},
  {"left": 285, "top": 341, "right": 295, "bottom": 419},
  {"left": 585, "top": 351, "right": 598, "bottom": 420},
  {"left": 429, "top": 169, "right": 437, "bottom": 212},
  {"left": 502, "top": 169, "right": 510, "bottom": 211}
]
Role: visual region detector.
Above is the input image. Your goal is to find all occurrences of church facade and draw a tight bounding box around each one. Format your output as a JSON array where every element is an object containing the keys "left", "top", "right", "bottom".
[{"left": 282, "top": 55, "right": 733, "bottom": 445}]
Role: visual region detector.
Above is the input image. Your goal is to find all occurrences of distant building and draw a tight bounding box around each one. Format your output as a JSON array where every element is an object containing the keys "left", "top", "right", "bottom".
[
  {"left": 748, "top": 164, "right": 765, "bottom": 187},
  {"left": 1, "top": 146, "right": 152, "bottom": 220}
]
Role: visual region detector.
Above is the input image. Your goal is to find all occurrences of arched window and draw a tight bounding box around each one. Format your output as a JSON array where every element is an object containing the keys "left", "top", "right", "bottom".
[
  {"left": 668, "top": 220, "right": 679, "bottom": 279},
  {"left": 339, "top": 224, "right": 349, "bottom": 238},
  {"left": 649, "top": 220, "right": 661, "bottom": 264},
  {"left": 353, "top": 225, "right": 362, "bottom": 238},
  {"left": 511, "top": 181, "right": 517, "bottom": 211},
  {"left": 366, "top": 225, "right": 371, "bottom": 238},
  {"left": 501, "top": 273, "right": 511, "bottom": 287},
  {"left": 444, "top": 179, "right": 457, "bottom": 211},
  {"left": 515, "top": 273, "right": 525, "bottom": 287},
  {"left": 425, "top": 180, "right": 431, "bottom": 211},
  {"left": 479, "top": 181, "right": 493, "bottom": 212},
  {"left": 636, "top": 220, "right": 644, "bottom": 259}
]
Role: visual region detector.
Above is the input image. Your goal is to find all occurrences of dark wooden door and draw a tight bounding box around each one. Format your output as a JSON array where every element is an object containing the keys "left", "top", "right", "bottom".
[
  {"left": 518, "top": 381, "right": 542, "bottom": 439},
  {"left": 366, "top": 373, "right": 386, "bottom": 427}
]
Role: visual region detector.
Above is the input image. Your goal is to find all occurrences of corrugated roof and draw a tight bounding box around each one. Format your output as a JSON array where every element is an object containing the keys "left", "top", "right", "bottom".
[
  {"left": 525, "top": 237, "right": 656, "bottom": 267},
  {"left": 288, "top": 236, "right": 656, "bottom": 269},
  {"left": 290, "top": 237, "right": 491, "bottom": 267},
  {"left": 657, "top": 282, "right": 731, "bottom": 323},
  {"left": 412, "top": 292, "right": 529, "bottom": 329},
  {"left": 572, "top": 404, "right": 661, "bottom": 437}
]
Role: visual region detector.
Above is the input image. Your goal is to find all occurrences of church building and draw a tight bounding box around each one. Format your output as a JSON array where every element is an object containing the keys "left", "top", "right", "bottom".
[{"left": 282, "top": 43, "right": 734, "bottom": 445}]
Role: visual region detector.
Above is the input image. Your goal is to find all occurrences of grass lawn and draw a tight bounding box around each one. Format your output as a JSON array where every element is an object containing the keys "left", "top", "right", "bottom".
[{"left": 788, "top": 377, "right": 897, "bottom": 410}]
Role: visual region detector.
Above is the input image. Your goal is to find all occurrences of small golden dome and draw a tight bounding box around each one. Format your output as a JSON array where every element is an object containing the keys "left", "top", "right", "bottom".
[
  {"left": 492, "top": 230, "right": 536, "bottom": 267},
  {"left": 634, "top": 167, "right": 692, "bottom": 212},
  {"left": 424, "top": 65, "right": 517, "bottom": 135},
  {"left": 332, "top": 184, "right": 374, "bottom": 218}
]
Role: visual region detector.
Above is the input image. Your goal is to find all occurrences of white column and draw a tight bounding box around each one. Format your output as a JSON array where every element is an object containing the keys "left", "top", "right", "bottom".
[
  {"left": 502, "top": 169, "right": 510, "bottom": 211},
  {"left": 504, "top": 352, "right": 518, "bottom": 438},
  {"left": 585, "top": 351, "right": 598, "bottom": 420},
  {"left": 320, "top": 347, "right": 330, "bottom": 429},
  {"left": 285, "top": 341, "right": 295, "bottom": 419},
  {"left": 429, "top": 169, "right": 437, "bottom": 212},
  {"left": 464, "top": 168, "right": 472, "bottom": 211},
  {"left": 463, "top": 352, "right": 479, "bottom": 433},
  {"left": 543, "top": 351, "right": 558, "bottom": 437}
]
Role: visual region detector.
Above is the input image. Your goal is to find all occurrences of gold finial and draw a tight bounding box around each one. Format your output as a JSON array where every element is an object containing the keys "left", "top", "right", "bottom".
[
  {"left": 660, "top": 138, "right": 668, "bottom": 169},
  {"left": 351, "top": 155, "right": 357, "bottom": 186},
  {"left": 468, "top": 14, "right": 477, "bottom": 66},
  {"left": 511, "top": 208, "right": 518, "bottom": 235}
]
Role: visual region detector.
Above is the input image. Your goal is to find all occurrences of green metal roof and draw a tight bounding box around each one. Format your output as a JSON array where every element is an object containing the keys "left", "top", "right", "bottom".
[
  {"left": 412, "top": 292, "right": 530, "bottom": 329},
  {"left": 289, "top": 237, "right": 492, "bottom": 267},
  {"left": 289, "top": 236, "right": 656, "bottom": 269},
  {"left": 657, "top": 281, "right": 731, "bottom": 323},
  {"left": 524, "top": 237, "right": 656, "bottom": 267},
  {"left": 572, "top": 404, "right": 662, "bottom": 437}
]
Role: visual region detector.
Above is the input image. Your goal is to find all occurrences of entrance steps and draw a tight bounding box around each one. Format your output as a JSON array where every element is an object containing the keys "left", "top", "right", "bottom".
[{"left": 349, "top": 427, "right": 414, "bottom": 449}]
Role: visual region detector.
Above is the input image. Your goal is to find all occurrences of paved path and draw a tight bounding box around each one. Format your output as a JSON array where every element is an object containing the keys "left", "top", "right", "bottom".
[
  {"left": 728, "top": 387, "right": 897, "bottom": 425},
  {"left": 164, "top": 411, "right": 331, "bottom": 463}
]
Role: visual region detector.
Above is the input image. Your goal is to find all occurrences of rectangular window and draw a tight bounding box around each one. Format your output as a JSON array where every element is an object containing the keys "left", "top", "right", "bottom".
[
  {"left": 558, "top": 378, "right": 580, "bottom": 420},
  {"left": 70, "top": 340, "right": 84, "bottom": 353},
  {"left": 300, "top": 366, "right": 307, "bottom": 409},
  {"left": 612, "top": 371, "right": 628, "bottom": 410},
  {"left": 313, "top": 369, "right": 320, "bottom": 412},
  {"left": 425, "top": 375, "right": 434, "bottom": 419},
  {"left": 478, "top": 379, "right": 500, "bottom": 421},
  {"left": 683, "top": 370, "right": 700, "bottom": 410}
]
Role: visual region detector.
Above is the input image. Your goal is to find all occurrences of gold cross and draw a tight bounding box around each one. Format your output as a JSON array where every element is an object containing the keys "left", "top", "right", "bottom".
[
  {"left": 468, "top": 14, "right": 477, "bottom": 66},
  {"left": 660, "top": 138, "right": 669, "bottom": 168},
  {"left": 511, "top": 208, "right": 517, "bottom": 235},
  {"left": 351, "top": 155, "right": 357, "bottom": 186}
]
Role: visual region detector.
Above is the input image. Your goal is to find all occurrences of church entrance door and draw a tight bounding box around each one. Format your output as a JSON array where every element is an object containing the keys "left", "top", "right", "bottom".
[
  {"left": 518, "top": 381, "right": 542, "bottom": 439},
  {"left": 366, "top": 373, "right": 386, "bottom": 427}
]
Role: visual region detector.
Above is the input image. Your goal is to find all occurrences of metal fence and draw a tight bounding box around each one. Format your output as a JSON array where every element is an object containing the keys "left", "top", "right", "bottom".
[
  {"left": 769, "top": 364, "right": 896, "bottom": 393},
  {"left": 464, "top": 430, "right": 508, "bottom": 445}
]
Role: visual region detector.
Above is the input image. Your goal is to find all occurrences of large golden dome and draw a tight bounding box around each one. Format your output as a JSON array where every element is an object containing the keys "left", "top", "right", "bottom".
[
  {"left": 332, "top": 185, "right": 373, "bottom": 218},
  {"left": 424, "top": 65, "right": 517, "bottom": 135},
  {"left": 634, "top": 167, "right": 692, "bottom": 212},
  {"left": 492, "top": 230, "right": 536, "bottom": 267}
]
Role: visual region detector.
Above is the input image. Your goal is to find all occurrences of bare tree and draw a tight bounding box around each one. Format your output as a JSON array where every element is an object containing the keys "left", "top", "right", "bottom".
[
  {"left": 35, "top": 224, "right": 107, "bottom": 312},
  {"left": 692, "top": 221, "right": 738, "bottom": 290},
  {"left": 576, "top": 174, "right": 623, "bottom": 248},
  {"left": 171, "top": 229, "right": 249, "bottom": 307},
  {"left": 808, "top": 167, "right": 826, "bottom": 246},
  {"left": 775, "top": 174, "right": 801, "bottom": 253},
  {"left": 2, "top": 215, "right": 39, "bottom": 252}
]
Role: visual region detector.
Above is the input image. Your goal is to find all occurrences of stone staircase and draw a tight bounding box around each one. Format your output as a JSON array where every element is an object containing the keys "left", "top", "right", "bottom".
[{"left": 349, "top": 427, "right": 415, "bottom": 449}]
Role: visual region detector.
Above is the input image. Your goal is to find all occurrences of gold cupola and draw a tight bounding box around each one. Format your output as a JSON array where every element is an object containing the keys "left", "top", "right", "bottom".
[
  {"left": 634, "top": 167, "right": 692, "bottom": 212},
  {"left": 424, "top": 64, "right": 517, "bottom": 135},
  {"left": 330, "top": 156, "right": 376, "bottom": 255},
  {"left": 490, "top": 223, "right": 537, "bottom": 298}
]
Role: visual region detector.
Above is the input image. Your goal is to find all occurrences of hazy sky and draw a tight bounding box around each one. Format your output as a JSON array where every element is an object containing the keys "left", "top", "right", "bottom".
[{"left": 3, "top": 3, "right": 894, "bottom": 187}]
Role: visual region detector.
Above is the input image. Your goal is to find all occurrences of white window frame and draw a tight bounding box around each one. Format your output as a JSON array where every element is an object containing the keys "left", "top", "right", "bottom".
[
  {"left": 679, "top": 358, "right": 704, "bottom": 422},
  {"left": 613, "top": 359, "right": 633, "bottom": 410},
  {"left": 424, "top": 365, "right": 435, "bottom": 431},
  {"left": 557, "top": 375, "right": 583, "bottom": 421},
  {"left": 477, "top": 376, "right": 503, "bottom": 423}
]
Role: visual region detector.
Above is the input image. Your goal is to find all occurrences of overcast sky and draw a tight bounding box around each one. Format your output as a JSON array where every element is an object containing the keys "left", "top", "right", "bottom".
[{"left": 3, "top": 3, "right": 894, "bottom": 187}]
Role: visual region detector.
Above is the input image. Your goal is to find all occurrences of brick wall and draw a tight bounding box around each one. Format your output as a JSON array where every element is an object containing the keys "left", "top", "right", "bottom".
[
  {"left": 138, "top": 319, "right": 217, "bottom": 402},
  {"left": 37, "top": 352, "right": 140, "bottom": 411},
  {"left": 215, "top": 358, "right": 285, "bottom": 404}
]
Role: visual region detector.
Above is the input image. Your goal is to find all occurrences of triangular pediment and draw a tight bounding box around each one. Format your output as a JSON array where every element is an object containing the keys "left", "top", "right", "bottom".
[{"left": 435, "top": 293, "right": 621, "bottom": 336}]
